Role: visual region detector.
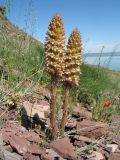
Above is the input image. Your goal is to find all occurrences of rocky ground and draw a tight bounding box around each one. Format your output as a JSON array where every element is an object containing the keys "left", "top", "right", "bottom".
[{"left": 0, "top": 88, "right": 120, "bottom": 160}]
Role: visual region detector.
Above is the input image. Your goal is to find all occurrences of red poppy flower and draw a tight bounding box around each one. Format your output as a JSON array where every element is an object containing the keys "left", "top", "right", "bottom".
[{"left": 104, "top": 101, "right": 111, "bottom": 107}]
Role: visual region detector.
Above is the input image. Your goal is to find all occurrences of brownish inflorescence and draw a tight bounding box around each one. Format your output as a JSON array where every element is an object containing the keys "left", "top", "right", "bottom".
[
  {"left": 45, "top": 14, "right": 65, "bottom": 78},
  {"left": 64, "top": 29, "right": 82, "bottom": 86},
  {"left": 60, "top": 29, "right": 82, "bottom": 135},
  {"left": 44, "top": 14, "right": 65, "bottom": 140}
]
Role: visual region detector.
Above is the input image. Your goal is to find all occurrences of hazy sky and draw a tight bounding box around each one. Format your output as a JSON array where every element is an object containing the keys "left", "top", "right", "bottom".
[{"left": 0, "top": 0, "right": 120, "bottom": 52}]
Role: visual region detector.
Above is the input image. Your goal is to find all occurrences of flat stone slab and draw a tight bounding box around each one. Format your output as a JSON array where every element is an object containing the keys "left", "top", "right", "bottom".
[
  {"left": 105, "top": 144, "right": 118, "bottom": 153},
  {"left": 23, "top": 100, "right": 50, "bottom": 120},
  {"left": 76, "top": 119, "right": 109, "bottom": 139},
  {"left": 0, "top": 149, "right": 22, "bottom": 160},
  {"left": 49, "top": 137, "right": 77, "bottom": 160},
  {"left": 41, "top": 149, "right": 65, "bottom": 160},
  {"left": 9, "top": 134, "right": 30, "bottom": 155}
]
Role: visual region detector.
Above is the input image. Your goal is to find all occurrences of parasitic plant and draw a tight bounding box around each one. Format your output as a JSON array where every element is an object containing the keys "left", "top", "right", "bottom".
[
  {"left": 60, "top": 29, "right": 82, "bottom": 135},
  {"left": 44, "top": 14, "right": 65, "bottom": 140}
]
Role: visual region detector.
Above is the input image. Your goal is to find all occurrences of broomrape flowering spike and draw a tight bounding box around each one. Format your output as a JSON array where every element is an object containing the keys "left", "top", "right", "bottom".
[
  {"left": 65, "top": 29, "right": 82, "bottom": 86},
  {"left": 45, "top": 14, "right": 65, "bottom": 78},
  {"left": 60, "top": 29, "right": 82, "bottom": 135},
  {"left": 44, "top": 14, "right": 65, "bottom": 140}
]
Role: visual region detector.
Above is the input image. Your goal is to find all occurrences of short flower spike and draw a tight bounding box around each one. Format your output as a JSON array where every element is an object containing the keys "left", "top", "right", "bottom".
[
  {"left": 65, "top": 29, "right": 82, "bottom": 86},
  {"left": 60, "top": 29, "right": 82, "bottom": 136}
]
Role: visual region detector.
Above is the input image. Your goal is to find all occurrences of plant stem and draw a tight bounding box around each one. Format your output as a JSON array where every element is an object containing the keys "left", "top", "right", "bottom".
[
  {"left": 50, "top": 75, "right": 57, "bottom": 140},
  {"left": 60, "top": 82, "right": 70, "bottom": 136}
]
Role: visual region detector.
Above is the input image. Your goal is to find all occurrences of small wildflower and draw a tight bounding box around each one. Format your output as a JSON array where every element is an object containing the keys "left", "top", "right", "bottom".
[{"left": 104, "top": 101, "right": 111, "bottom": 107}]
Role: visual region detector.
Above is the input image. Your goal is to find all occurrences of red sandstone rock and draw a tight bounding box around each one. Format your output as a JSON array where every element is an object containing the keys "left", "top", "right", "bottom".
[
  {"left": 28, "top": 144, "right": 46, "bottom": 155},
  {"left": 2, "top": 121, "right": 40, "bottom": 144},
  {"left": 22, "top": 130, "right": 40, "bottom": 143},
  {"left": 9, "top": 134, "right": 30, "bottom": 155},
  {"left": 74, "top": 135, "right": 96, "bottom": 143},
  {"left": 76, "top": 119, "right": 109, "bottom": 139},
  {"left": 24, "top": 153, "right": 40, "bottom": 160},
  {"left": 41, "top": 149, "right": 65, "bottom": 160},
  {"left": 66, "top": 119, "right": 77, "bottom": 129},
  {"left": 49, "top": 137, "right": 77, "bottom": 160},
  {"left": 109, "top": 152, "right": 120, "bottom": 160},
  {"left": 2, "top": 132, "right": 10, "bottom": 144},
  {"left": 72, "top": 106, "right": 92, "bottom": 120}
]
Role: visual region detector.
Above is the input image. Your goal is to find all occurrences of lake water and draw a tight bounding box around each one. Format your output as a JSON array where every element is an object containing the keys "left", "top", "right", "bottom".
[{"left": 84, "top": 56, "right": 120, "bottom": 71}]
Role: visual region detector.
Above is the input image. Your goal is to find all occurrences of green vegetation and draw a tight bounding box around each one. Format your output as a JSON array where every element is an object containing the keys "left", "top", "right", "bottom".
[
  {"left": 78, "top": 64, "right": 117, "bottom": 104},
  {"left": 0, "top": 14, "right": 120, "bottom": 125},
  {"left": 77, "top": 64, "right": 120, "bottom": 122},
  {"left": 0, "top": 15, "right": 46, "bottom": 104}
]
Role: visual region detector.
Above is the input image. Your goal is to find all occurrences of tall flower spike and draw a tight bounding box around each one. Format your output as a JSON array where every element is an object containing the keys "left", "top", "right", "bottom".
[
  {"left": 45, "top": 14, "right": 65, "bottom": 78},
  {"left": 65, "top": 29, "right": 82, "bottom": 86},
  {"left": 44, "top": 14, "right": 65, "bottom": 140}
]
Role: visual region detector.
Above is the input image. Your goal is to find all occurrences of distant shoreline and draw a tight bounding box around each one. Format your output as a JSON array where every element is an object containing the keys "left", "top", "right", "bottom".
[{"left": 84, "top": 52, "right": 120, "bottom": 57}]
